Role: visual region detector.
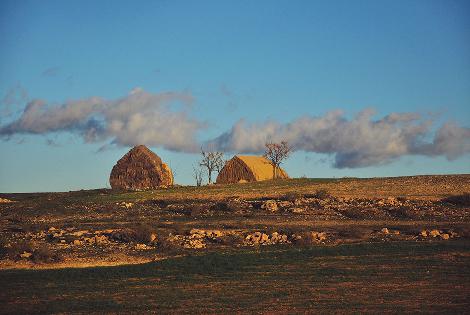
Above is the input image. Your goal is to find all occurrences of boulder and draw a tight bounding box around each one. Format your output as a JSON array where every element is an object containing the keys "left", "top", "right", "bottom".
[{"left": 109, "top": 145, "right": 173, "bottom": 190}]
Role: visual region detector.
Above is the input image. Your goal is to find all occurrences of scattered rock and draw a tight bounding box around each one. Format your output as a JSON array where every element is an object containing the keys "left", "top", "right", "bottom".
[
  {"left": 381, "top": 228, "right": 390, "bottom": 234},
  {"left": 0, "top": 198, "right": 14, "bottom": 203},
  {"left": 189, "top": 229, "right": 223, "bottom": 240},
  {"left": 52, "top": 231, "right": 64, "bottom": 238},
  {"left": 94, "top": 235, "right": 109, "bottom": 245},
  {"left": 420, "top": 230, "right": 428, "bottom": 237},
  {"left": 441, "top": 233, "right": 450, "bottom": 240},
  {"left": 167, "top": 233, "right": 208, "bottom": 249},
  {"left": 278, "top": 201, "right": 293, "bottom": 208},
  {"left": 184, "top": 239, "right": 206, "bottom": 249},
  {"left": 261, "top": 233, "right": 269, "bottom": 243},
  {"left": 244, "top": 231, "right": 289, "bottom": 246},
  {"left": 119, "top": 202, "right": 134, "bottom": 209},
  {"left": 83, "top": 237, "right": 95, "bottom": 244},
  {"left": 70, "top": 230, "right": 89, "bottom": 237},
  {"left": 251, "top": 232, "right": 262, "bottom": 243},
  {"left": 291, "top": 207, "right": 305, "bottom": 214},
  {"left": 135, "top": 243, "right": 153, "bottom": 250},
  {"left": 271, "top": 232, "right": 280, "bottom": 242},
  {"left": 72, "top": 240, "right": 82, "bottom": 246},
  {"left": 20, "top": 252, "right": 32, "bottom": 259},
  {"left": 429, "top": 230, "right": 441, "bottom": 237},
  {"left": 261, "top": 200, "right": 278, "bottom": 212},
  {"left": 311, "top": 231, "right": 327, "bottom": 242}
]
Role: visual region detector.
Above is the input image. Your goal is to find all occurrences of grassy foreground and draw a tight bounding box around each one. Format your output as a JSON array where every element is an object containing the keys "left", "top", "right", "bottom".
[{"left": 1, "top": 240, "right": 469, "bottom": 314}]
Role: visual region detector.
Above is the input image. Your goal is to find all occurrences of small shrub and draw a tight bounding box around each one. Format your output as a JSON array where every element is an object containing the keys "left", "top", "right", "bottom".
[
  {"left": 134, "top": 224, "right": 155, "bottom": 243},
  {"left": 172, "top": 223, "right": 188, "bottom": 236},
  {"left": 220, "top": 234, "right": 243, "bottom": 247},
  {"left": 189, "top": 205, "right": 205, "bottom": 217},
  {"left": 156, "top": 236, "right": 183, "bottom": 254},
  {"left": 312, "top": 189, "right": 331, "bottom": 200},
  {"left": 387, "top": 206, "right": 411, "bottom": 219},
  {"left": 7, "top": 216, "right": 34, "bottom": 233},
  {"left": 442, "top": 194, "right": 470, "bottom": 206},
  {"left": 0, "top": 236, "right": 8, "bottom": 259},
  {"left": 397, "top": 196, "right": 408, "bottom": 202},
  {"left": 337, "top": 228, "right": 372, "bottom": 240},
  {"left": 156, "top": 237, "right": 174, "bottom": 252},
  {"left": 32, "top": 245, "right": 62, "bottom": 263},
  {"left": 281, "top": 192, "right": 303, "bottom": 202},
  {"left": 111, "top": 224, "right": 155, "bottom": 244},
  {"left": 7, "top": 240, "right": 33, "bottom": 260},
  {"left": 210, "top": 202, "right": 239, "bottom": 212},
  {"left": 292, "top": 231, "right": 315, "bottom": 246}
]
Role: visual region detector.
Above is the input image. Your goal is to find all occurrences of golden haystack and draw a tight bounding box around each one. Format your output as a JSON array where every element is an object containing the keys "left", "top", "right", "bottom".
[
  {"left": 216, "top": 155, "right": 288, "bottom": 184},
  {"left": 109, "top": 145, "right": 173, "bottom": 190}
]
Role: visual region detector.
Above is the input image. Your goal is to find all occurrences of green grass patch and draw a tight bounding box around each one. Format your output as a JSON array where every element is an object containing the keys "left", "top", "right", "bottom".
[{"left": 1, "top": 240, "right": 469, "bottom": 314}]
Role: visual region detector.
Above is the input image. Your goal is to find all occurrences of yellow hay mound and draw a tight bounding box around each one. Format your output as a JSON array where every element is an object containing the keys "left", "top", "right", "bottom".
[
  {"left": 109, "top": 145, "right": 173, "bottom": 190},
  {"left": 216, "top": 155, "right": 288, "bottom": 184}
]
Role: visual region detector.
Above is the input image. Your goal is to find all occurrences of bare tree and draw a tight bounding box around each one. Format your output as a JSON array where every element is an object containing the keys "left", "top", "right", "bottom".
[
  {"left": 264, "top": 141, "right": 291, "bottom": 179},
  {"left": 200, "top": 149, "right": 225, "bottom": 184},
  {"left": 192, "top": 165, "right": 204, "bottom": 186}
]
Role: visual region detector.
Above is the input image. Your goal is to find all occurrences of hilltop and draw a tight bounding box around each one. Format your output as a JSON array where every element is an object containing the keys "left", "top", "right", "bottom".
[{"left": 0, "top": 174, "right": 469, "bottom": 269}]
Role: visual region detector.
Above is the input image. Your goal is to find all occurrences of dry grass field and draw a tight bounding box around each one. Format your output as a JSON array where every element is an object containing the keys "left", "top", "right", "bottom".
[{"left": 0, "top": 174, "right": 469, "bottom": 313}]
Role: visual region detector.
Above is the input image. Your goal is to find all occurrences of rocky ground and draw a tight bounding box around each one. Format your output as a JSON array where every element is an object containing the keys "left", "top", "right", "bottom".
[{"left": 0, "top": 175, "right": 469, "bottom": 269}]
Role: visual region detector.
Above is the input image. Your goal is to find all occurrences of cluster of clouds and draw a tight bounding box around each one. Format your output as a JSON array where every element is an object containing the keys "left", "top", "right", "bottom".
[
  {"left": 1, "top": 87, "right": 469, "bottom": 168},
  {"left": 0, "top": 88, "right": 203, "bottom": 152},
  {"left": 208, "top": 109, "right": 470, "bottom": 168}
]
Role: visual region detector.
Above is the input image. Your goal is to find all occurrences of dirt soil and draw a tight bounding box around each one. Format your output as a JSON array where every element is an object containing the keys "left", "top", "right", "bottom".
[{"left": 0, "top": 174, "right": 469, "bottom": 269}]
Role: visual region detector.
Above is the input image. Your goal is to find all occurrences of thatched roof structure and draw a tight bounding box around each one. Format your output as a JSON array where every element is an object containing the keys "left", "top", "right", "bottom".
[
  {"left": 109, "top": 145, "right": 173, "bottom": 190},
  {"left": 216, "top": 155, "right": 288, "bottom": 184}
]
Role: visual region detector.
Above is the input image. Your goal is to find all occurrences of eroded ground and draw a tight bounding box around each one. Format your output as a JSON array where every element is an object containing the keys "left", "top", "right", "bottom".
[
  {"left": 0, "top": 175, "right": 469, "bottom": 269},
  {"left": 1, "top": 175, "right": 470, "bottom": 313}
]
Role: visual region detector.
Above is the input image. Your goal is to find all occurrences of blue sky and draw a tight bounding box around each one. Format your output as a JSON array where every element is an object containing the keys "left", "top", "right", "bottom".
[{"left": 1, "top": 0, "right": 469, "bottom": 192}]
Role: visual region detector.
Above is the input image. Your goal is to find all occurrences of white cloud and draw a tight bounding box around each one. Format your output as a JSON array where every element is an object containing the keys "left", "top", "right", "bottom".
[
  {"left": 2, "top": 88, "right": 469, "bottom": 168},
  {"left": 0, "top": 88, "right": 204, "bottom": 152},
  {"left": 208, "top": 109, "right": 470, "bottom": 168}
]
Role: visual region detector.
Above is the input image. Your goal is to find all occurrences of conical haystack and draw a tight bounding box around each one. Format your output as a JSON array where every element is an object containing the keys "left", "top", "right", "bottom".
[
  {"left": 216, "top": 155, "right": 288, "bottom": 184},
  {"left": 109, "top": 145, "right": 173, "bottom": 190}
]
